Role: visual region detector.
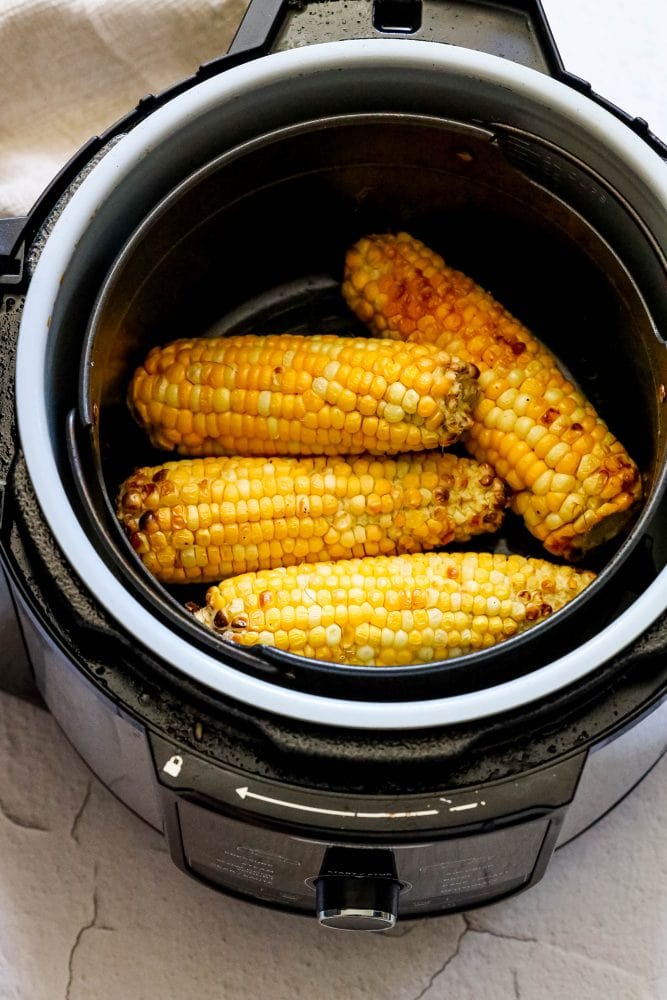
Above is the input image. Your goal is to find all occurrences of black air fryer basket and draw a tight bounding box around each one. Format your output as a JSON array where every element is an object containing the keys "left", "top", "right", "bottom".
[{"left": 71, "top": 108, "right": 667, "bottom": 701}]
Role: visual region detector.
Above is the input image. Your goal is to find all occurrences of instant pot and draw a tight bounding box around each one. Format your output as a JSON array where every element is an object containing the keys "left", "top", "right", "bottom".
[{"left": 1, "top": 0, "right": 666, "bottom": 929}]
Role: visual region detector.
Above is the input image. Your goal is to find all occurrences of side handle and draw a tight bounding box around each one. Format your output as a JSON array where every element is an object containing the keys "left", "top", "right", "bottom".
[{"left": 0, "top": 217, "right": 27, "bottom": 287}]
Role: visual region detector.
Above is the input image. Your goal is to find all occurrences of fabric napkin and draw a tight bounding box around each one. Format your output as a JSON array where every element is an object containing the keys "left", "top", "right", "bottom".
[{"left": 0, "top": 0, "right": 248, "bottom": 217}]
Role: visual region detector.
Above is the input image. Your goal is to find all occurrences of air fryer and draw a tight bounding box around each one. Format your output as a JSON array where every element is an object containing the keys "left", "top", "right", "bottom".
[{"left": 0, "top": 0, "right": 665, "bottom": 929}]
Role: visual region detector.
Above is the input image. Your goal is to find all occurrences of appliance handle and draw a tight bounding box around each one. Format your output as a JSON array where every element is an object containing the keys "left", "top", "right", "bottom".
[
  {"left": 233, "top": 0, "right": 563, "bottom": 72},
  {"left": 226, "top": 0, "right": 288, "bottom": 59},
  {"left": 0, "top": 217, "right": 27, "bottom": 286},
  {"left": 249, "top": 0, "right": 667, "bottom": 158}
]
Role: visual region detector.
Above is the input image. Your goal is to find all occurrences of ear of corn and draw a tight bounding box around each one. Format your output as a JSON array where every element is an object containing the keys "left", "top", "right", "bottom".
[
  {"left": 342, "top": 232, "right": 642, "bottom": 559},
  {"left": 128, "top": 333, "right": 478, "bottom": 458},
  {"left": 194, "top": 552, "right": 595, "bottom": 666},
  {"left": 117, "top": 453, "right": 510, "bottom": 584}
]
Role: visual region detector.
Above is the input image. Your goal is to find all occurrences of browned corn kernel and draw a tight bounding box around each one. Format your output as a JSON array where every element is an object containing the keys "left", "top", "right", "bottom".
[
  {"left": 195, "top": 552, "right": 595, "bottom": 665},
  {"left": 342, "top": 232, "right": 642, "bottom": 559},
  {"left": 116, "top": 453, "right": 510, "bottom": 584},
  {"left": 127, "top": 333, "right": 478, "bottom": 457}
]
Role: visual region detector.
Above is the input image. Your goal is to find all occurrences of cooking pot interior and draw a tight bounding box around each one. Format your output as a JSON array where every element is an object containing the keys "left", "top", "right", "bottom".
[{"left": 72, "top": 113, "right": 667, "bottom": 697}]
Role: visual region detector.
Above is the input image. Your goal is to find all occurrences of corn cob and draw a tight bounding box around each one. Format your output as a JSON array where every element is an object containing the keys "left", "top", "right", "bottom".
[
  {"left": 194, "top": 552, "right": 595, "bottom": 666},
  {"left": 128, "top": 333, "right": 478, "bottom": 458},
  {"left": 342, "top": 232, "right": 642, "bottom": 559},
  {"left": 117, "top": 453, "right": 510, "bottom": 584}
]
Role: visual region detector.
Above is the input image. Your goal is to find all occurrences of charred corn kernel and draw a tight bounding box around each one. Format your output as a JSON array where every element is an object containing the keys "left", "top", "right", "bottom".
[
  {"left": 118, "top": 453, "right": 510, "bottom": 584},
  {"left": 343, "top": 232, "right": 642, "bottom": 559},
  {"left": 128, "top": 333, "right": 478, "bottom": 457},
  {"left": 195, "top": 552, "right": 595, "bottom": 665}
]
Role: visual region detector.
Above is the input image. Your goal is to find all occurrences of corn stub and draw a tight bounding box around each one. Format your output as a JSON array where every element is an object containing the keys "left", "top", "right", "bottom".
[
  {"left": 195, "top": 551, "right": 595, "bottom": 666},
  {"left": 117, "top": 453, "right": 510, "bottom": 584},
  {"left": 128, "top": 333, "right": 478, "bottom": 457},
  {"left": 342, "top": 232, "right": 642, "bottom": 559}
]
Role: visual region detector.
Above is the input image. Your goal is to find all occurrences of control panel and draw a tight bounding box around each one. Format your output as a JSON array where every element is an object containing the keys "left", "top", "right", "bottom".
[
  {"left": 152, "top": 734, "right": 584, "bottom": 922},
  {"left": 169, "top": 796, "right": 555, "bottom": 918}
]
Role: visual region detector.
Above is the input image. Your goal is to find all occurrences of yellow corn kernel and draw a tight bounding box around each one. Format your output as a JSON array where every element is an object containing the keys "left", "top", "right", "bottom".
[
  {"left": 116, "top": 453, "right": 510, "bottom": 585},
  {"left": 343, "top": 232, "right": 642, "bottom": 558},
  {"left": 128, "top": 333, "right": 479, "bottom": 458},
  {"left": 197, "top": 552, "right": 595, "bottom": 665}
]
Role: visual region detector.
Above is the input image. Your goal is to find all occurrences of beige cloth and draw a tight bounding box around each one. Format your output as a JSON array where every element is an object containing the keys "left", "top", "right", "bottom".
[{"left": 0, "top": 0, "right": 249, "bottom": 216}]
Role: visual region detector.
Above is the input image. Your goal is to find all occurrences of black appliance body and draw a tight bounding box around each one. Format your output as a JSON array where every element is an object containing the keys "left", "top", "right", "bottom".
[{"left": 1, "top": 0, "right": 666, "bottom": 929}]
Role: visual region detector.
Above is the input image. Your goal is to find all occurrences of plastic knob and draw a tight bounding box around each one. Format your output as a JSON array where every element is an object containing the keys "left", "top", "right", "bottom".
[{"left": 314, "top": 848, "right": 400, "bottom": 931}]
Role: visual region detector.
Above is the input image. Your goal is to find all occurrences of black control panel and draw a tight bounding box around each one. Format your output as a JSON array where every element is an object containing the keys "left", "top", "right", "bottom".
[
  {"left": 152, "top": 733, "right": 584, "bottom": 918},
  {"left": 170, "top": 796, "right": 556, "bottom": 916}
]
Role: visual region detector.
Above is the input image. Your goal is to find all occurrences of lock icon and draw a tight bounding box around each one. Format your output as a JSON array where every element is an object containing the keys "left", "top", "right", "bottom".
[{"left": 162, "top": 754, "right": 184, "bottom": 778}]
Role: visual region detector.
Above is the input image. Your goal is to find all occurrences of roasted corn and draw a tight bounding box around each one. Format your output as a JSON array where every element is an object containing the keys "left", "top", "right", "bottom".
[
  {"left": 194, "top": 551, "right": 595, "bottom": 665},
  {"left": 117, "top": 453, "right": 510, "bottom": 584},
  {"left": 342, "top": 232, "right": 642, "bottom": 559},
  {"left": 128, "top": 333, "right": 478, "bottom": 457}
]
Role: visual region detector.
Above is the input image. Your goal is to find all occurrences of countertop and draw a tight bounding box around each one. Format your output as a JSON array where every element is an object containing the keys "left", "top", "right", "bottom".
[{"left": 1, "top": 1, "right": 666, "bottom": 998}]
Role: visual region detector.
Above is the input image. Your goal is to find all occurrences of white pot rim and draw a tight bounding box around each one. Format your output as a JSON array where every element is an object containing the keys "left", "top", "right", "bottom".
[{"left": 16, "top": 38, "right": 667, "bottom": 730}]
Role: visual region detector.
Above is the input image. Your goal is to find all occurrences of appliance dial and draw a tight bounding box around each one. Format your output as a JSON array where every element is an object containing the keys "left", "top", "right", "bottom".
[{"left": 314, "top": 847, "right": 401, "bottom": 931}]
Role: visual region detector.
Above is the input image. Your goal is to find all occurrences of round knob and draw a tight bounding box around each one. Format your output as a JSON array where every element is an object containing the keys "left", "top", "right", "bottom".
[
  {"left": 315, "top": 874, "right": 400, "bottom": 931},
  {"left": 315, "top": 847, "right": 401, "bottom": 931}
]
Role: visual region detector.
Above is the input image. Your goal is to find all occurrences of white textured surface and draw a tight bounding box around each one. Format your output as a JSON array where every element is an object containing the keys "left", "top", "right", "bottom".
[{"left": 1, "top": 0, "right": 667, "bottom": 997}]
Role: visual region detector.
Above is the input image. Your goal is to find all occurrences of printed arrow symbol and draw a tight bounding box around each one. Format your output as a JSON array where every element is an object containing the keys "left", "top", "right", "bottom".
[
  {"left": 235, "top": 787, "right": 439, "bottom": 819},
  {"left": 236, "top": 786, "right": 355, "bottom": 816}
]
